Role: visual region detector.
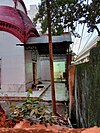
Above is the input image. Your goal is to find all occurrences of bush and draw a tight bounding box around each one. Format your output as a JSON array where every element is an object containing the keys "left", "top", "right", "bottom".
[{"left": 8, "top": 89, "right": 56, "bottom": 125}]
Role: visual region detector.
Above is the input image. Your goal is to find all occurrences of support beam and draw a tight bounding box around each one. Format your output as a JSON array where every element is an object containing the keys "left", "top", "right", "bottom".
[{"left": 66, "top": 45, "right": 72, "bottom": 90}]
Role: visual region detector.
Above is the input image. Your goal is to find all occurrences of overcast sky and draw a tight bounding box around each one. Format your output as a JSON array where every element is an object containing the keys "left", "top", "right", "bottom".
[{"left": 23, "top": 0, "right": 41, "bottom": 10}]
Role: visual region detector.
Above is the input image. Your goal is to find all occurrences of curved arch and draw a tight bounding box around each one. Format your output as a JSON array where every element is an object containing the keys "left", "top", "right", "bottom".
[
  {"left": 0, "top": 5, "right": 39, "bottom": 43},
  {"left": 26, "top": 28, "right": 39, "bottom": 40},
  {"left": 0, "top": 21, "right": 25, "bottom": 42}
]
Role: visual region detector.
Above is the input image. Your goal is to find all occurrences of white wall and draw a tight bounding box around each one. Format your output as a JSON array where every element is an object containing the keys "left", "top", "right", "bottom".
[
  {"left": 37, "top": 56, "right": 41, "bottom": 81},
  {"left": 0, "top": 31, "right": 25, "bottom": 92},
  {"left": 40, "top": 59, "right": 50, "bottom": 81}
]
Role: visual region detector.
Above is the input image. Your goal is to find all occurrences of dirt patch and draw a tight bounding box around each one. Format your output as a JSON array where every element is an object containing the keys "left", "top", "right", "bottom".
[
  {"left": 0, "top": 118, "right": 99, "bottom": 133},
  {"left": 0, "top": 127, "right": 100, "bottom": 133},
  {"left": 0, "top": 102, "right": 100, "bottom": 133}
]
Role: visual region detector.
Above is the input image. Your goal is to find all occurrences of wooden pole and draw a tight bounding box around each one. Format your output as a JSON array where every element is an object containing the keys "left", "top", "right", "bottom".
[
  {"left": 46, "top": 0, "right": 56, "bottom": 115},
  {"left": 66, "top": 45, "right": 71, "bottom": 90}
]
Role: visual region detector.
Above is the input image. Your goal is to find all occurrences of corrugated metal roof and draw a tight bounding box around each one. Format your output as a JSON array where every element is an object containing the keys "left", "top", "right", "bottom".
[
  {"left": 75, "top": 36, "right": 100, "bottom": 64},
  {"left": 78, "top": 36, "right": 100, "bottom": 57}
]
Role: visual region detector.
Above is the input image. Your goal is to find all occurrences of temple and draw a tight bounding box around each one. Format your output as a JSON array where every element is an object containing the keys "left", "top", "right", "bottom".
[
  {"left": 0, "top": 0, "right": 39, "bottom": 92},
  {"left": 0, "top": 0, "right": 72, "bottom": 93}
]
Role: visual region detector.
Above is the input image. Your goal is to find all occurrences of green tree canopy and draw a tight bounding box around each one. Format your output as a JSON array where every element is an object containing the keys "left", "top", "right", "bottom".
[{"left": 33, "top": 0, "right": 100, "bottom": 36}]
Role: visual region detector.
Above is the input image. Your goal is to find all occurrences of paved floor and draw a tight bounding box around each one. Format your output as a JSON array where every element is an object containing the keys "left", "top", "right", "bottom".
[
  {"left": 0, "top": 82, "right": 69, "bottom": 102},
  {"left": 41, "top": 83, "right": 68, "bottom": 101}
]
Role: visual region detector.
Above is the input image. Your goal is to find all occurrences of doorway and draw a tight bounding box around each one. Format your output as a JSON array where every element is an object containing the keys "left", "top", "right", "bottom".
[{"left": 54, "top": 61, "right": 65, "bottom": 82}]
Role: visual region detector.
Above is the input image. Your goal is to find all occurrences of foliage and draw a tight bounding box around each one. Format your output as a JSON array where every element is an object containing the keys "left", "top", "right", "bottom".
[
  {"left": 33, "top": 0, "right": 100, "bottom": 36},
  {"left": 8, "top": 89, "right": 68, "bottom": 126}
]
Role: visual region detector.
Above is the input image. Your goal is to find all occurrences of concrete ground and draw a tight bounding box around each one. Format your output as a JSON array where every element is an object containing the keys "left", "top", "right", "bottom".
[
  {"left": 0, "top": 82, "right": 69, "bottom": 102},
  {"left": 0, "top": 82, "right": 50, "bottom": 98},
  {"left": 41, "top": 82, "right": 68, "bottom": 101}
]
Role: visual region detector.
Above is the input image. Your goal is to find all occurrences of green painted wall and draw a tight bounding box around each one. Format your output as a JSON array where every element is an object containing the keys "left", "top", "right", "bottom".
[{"left": 54, "top": 62, "right": 65, "bottom": 81}]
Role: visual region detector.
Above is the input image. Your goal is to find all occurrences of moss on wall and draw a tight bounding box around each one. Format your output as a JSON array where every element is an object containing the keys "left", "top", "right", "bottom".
[{"left": 75, "top": 47, "right": 100, "bottom": 127}]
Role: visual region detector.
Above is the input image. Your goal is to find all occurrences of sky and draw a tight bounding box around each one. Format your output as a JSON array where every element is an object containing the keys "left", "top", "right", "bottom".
[
  {"left": 23, "top": 0, "right": 41, "bottom": 10},
  {"left": 23, "top": 0, "right": 99, "bottom": 55}
]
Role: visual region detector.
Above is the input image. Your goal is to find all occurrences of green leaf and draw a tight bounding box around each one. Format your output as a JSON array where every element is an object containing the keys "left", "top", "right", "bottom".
[{"left": 30, "top": 109, "right": 35, "bottom": 116}]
